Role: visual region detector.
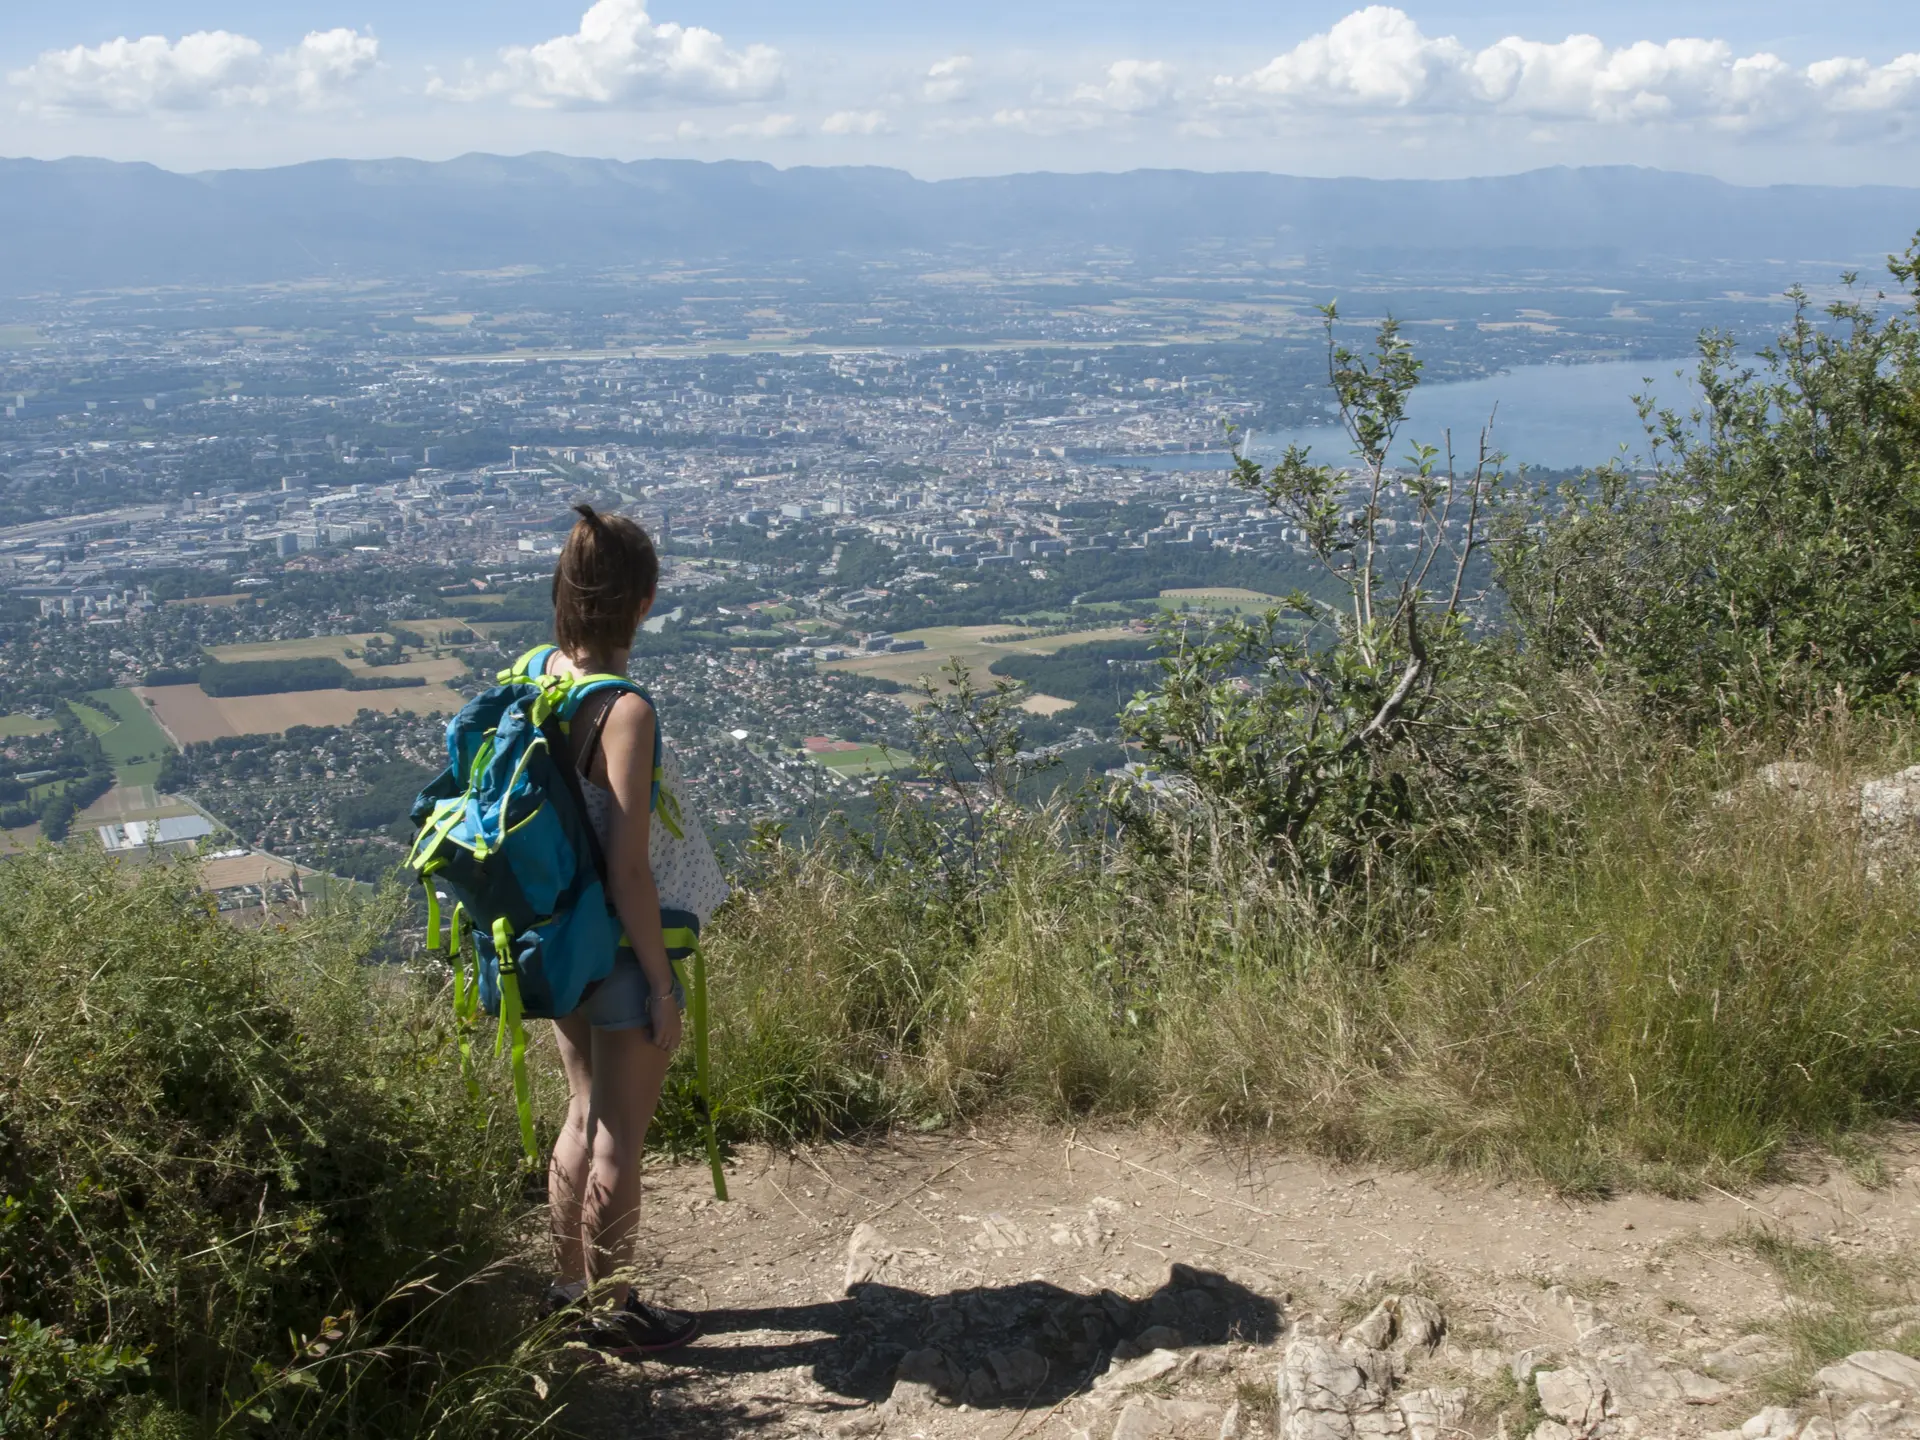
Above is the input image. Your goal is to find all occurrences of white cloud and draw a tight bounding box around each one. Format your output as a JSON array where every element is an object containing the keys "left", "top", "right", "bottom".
[
  {"left": 1073, "top": 59, "right": 1175, "bottom": 114},
  {"left": 434, "top": 0, "right": 781, "bottom": 109},
  {"left": 923, "top": 55, "right": 972, "bottom": 105},
  {"left": 822, "top": 109, "right": 891, "bottom": 136},
  {"left": 727, "top": 113, "right": 800, "bottom": 139},
  {"left": 10, "top": 27, "right": 377, "bottom": 114},
  {"left": 1219, "top": 7, "right": 1920, "bottom": 132},
  {"left": 989, "top": 106, "right": 1102, "bottom": 137},
  {"left": 285, "top": 30, "right": 382, "bottom": 109}
]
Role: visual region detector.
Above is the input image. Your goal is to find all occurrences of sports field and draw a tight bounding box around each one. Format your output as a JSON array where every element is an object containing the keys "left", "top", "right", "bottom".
[
  {"left": 1158, "top": 587, "right": 1284, "bottom": 612},
  {"left": 811, "top": 744, "right": 914, "bottom": 777},
  {"left": 138, "top": 684, "right": 467, "bottom": 744},
  {"left": 0, "top": 713, "right": 57, "bottom": 738},
  {"left": 820, "top": 624, "right": 1141, "bottom": 689}
]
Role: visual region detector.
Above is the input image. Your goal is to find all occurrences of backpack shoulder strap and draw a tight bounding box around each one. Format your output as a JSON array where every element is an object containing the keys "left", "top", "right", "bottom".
[
  {"left": 560, "top": 679, "right": 663, "bottom": 810},
  {"left": 500, "top": 644, "right": 557, "bottom": 684}
]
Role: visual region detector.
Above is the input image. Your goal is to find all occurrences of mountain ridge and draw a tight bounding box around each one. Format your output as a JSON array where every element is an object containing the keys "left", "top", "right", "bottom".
[{"left": 2, "top": 153, "right": 1915, "bottom": 294}]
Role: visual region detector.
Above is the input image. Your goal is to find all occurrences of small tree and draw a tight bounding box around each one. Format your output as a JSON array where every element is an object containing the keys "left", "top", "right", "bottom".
[{"left": 1124, "top": 305, "right": 1515, "bottom": 896}]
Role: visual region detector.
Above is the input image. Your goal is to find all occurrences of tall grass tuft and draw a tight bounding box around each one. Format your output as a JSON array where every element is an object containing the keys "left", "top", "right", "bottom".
[
  {"left": 0, "top": 847, "right": 556, "bottom": 1437},
  {"left": 670, "top": 714, "right": 1920, "bottom": 1196}
]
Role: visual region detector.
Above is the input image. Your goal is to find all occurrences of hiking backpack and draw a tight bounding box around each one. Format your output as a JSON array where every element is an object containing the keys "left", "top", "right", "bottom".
[{"left": 406, "top": 645, "right": 729, "bottom": 1194}]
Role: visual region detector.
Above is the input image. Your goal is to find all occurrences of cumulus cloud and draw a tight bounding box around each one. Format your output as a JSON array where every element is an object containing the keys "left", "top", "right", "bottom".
[
  {"left": 1219, "top": 7, "right": 1920, "bottom": 131},
  {"left": 726, "top": 113, "right": 800, "bottom": 139},
  {"left": 822, "top": 109, "right": 891, "bottom": 136},
  {"left": 433, "top": 0, "right": 780, "bottom": 109},
  {"left": 9, "top": 27, "right": 377, "bottom": 113},
  {"left": 923, "top": 55, "right": 972, "bottom": 105},
  {"left": 1073, "top": 59, "right": 1175, "bottom": 113}
]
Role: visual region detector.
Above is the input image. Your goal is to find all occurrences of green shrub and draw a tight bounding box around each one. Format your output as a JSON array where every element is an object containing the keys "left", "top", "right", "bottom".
[
  {"left": 0, "top": 848, "right": 556, "bottom": 1437},
  {"left": 1125, "top": 307, "right": 1519, "bottom": 901},
  {"left": 1498, "top": 234, "right": 1920, "bottom": 723}
]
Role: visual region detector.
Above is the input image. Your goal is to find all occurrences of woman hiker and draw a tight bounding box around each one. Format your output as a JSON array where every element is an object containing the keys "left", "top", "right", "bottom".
[{"left": 539, "top": 503, "right": 701, "bottom": 1356}]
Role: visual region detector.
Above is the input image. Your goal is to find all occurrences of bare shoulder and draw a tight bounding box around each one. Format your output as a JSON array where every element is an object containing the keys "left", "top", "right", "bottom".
[{"left": 602, "top": 688, "right": 656, "bottom": 742}]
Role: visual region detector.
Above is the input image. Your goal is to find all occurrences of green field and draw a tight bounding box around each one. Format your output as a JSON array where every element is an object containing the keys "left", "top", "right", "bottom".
[
  {"left": 1157, "top": 586, "right": 1285, "bottom": 614},
  {"left": 0, "top": 325, "right": 46, "bottom": 350},
  {"left": 822, "top": 623, "right": 1143, "bottom": 689},
  {"left": 80, "top": 689, "right": 177, "bottom": 788},
  {"left": 0, "top": 714, "right": 57, "bottom": 738},
  {"left": 813, "top": 744, "right": 914, "bottom": 777}
]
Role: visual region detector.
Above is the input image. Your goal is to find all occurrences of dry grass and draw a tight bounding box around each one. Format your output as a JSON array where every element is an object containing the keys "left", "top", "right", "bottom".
[{"left": 669, "top": 717, "right": 1920, "bottom": 1199}]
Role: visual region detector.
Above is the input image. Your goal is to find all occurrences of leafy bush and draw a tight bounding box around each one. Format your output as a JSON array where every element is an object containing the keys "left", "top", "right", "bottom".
[
  {"left": 1124, "top": 307, "right": 1518, "bottom": 899},
  {"left": 1498, "top": 234, "right": 1920, "bottom": 723},
  {"left": 0, "top": 849, "right": 556, "bottom": 1437}
]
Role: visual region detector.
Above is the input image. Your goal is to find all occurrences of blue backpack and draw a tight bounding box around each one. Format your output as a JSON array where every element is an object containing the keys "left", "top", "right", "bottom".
[{"left": 405, "top": 645, "right": 662, "bottom": 1158}]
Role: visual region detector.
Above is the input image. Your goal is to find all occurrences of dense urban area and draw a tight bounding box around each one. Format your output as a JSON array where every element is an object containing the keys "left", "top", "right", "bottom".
[{"left": 0, "top": 256, "right": 1781, "bottom": 899}]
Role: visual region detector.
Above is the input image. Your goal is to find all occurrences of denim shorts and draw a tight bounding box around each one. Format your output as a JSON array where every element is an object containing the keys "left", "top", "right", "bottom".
[{"left": 576, "top": 952, "right": 686, "bottom": 1032}]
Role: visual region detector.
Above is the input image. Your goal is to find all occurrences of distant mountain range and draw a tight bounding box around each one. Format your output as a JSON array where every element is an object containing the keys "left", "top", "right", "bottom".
[{"left": 1, "top": 153, "right": 1915, "bottom": 294}]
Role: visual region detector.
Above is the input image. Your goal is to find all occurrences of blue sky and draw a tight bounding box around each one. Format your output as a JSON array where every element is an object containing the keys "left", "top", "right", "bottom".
[{"left": 4, "top": 1, "right": 1918, "bottom": 182}]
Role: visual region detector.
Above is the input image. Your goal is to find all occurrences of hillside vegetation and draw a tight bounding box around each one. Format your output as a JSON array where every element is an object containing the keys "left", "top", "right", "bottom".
[
  {"left": 0, "top": 855, "right": 554, "bottom": 1438},
  {"left": 5, "top": 242, "right": 1919, "bottom": 1434}
]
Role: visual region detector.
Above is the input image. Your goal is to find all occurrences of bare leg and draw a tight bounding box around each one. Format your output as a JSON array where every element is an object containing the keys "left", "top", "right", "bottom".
[
  {"left": 550, "top": 1013, "right": 597, "bottom": 1287},
  {"left": 549, "top": 1014, "right": 673, "bottom": 1307}
]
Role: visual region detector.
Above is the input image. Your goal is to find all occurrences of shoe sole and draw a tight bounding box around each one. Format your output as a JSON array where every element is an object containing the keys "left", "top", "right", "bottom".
[{"left": 576, "top": 1316, "right": 703, "bottom": 1358}]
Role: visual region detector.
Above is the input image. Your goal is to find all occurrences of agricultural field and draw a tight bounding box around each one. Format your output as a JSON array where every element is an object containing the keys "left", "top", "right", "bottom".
[
  {"left": 75, "top": 783, "right": 199, "bottom": 829},
  {"left": 137, "top": 683, "right": 466, "bottom": 744},
  {"left": 137, "top": 627, "right": 477, "bottom": 740},
  {"left": 1018, "top": 694, "right": 1078, "bottom": 716},
  {"left": 76, "top": 688, "right": 174, "bottom": 788},
  {"left": 165, "top": 594, "right": 259, "bottom": 609},
  {"left": 207, "top": 624, "right": 474, "bottom": 685},
  {"left": 820, "top": 623, "right": 1142, "bottom": 689}
]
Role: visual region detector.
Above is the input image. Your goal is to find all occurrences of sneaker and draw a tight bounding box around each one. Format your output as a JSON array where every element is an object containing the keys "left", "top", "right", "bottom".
[
  {"left": 544, "top": 1282, "right": 587, "bottom": 1319},
  {"left": 573, "top": 1296, "right": 701, "bottom": 1357}
]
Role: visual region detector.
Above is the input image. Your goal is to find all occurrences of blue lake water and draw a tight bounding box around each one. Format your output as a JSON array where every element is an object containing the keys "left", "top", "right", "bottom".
[{"left": 1119, "top": 357, "right": 1704, "bottom": 473}]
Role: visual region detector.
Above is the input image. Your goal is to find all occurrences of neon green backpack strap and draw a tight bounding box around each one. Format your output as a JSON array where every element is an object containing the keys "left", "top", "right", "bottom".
[
  {"left": 491, "top": 917, "right": 539, "bottom": 1163},
  {"left": 499, "top": 644, "right": 557, "bottom": 684},
  {"left": 684, "top": 943, "right": 727, "bottom": 1202},
  {"left": 451, "top": 924, "right": 480, "bottom": 1101}
]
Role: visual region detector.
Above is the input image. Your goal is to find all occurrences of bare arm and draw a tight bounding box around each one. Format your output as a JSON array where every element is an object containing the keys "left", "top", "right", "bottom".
[{"left": 596, "top": 691, "right": 682, "bottom": 1052}]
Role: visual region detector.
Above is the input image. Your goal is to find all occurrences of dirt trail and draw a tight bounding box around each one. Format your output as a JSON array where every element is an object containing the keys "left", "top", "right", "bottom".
[{"left": 575, "top": 1128, "right": 1920, "bottom": 1439}]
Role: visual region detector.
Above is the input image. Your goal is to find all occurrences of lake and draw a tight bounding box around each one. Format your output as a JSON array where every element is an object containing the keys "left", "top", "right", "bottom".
[{"left": 1118, "top": 356, "right": 1703, "bottom": 473}]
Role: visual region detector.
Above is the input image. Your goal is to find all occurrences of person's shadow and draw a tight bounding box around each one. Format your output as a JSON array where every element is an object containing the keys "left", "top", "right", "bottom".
[{"left": 608, "top": 1264, "right": 1284, "bottom": 1437}]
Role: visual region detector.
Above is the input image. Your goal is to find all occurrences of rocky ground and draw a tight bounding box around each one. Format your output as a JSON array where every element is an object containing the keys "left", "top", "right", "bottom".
[{"left": 566, "top": 1128, "right": 1920, "bottom": 1440}]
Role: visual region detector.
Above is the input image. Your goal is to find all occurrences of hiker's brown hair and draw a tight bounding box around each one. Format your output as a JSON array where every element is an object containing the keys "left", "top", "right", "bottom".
[{"left": 551, "top": 504, "right": 658, "bottom": 659}]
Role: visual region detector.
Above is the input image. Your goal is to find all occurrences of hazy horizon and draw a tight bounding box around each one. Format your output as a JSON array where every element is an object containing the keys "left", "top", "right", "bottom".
[{"left": 8, "top": 151, "right": 1920, "bottom": 192}]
